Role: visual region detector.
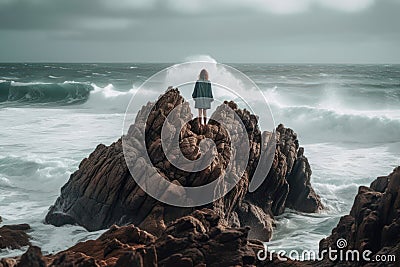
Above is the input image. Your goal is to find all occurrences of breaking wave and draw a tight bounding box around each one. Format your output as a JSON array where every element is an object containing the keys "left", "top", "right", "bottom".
[{"left": 0, "top": 81, "right": 93, "bottom": 105}]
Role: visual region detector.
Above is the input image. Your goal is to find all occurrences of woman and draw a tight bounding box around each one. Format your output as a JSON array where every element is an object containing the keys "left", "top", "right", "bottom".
[{"left": 192, "top": 69, "right": 214, "bottom": 125}]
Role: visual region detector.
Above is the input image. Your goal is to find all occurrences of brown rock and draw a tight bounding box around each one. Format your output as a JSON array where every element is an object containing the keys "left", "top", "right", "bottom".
[
  {"left": 277, "top": 125, "right": 323, "bottom": 213},
  {"left": 49, "top": 252, "right": 99, "bottom": 267},
  {"left": 16, "top": 246, "right": 46, "bottom": 267},
  {"left": 114, "top": 252, "right": 144, "bottom": 267},
  {"left": 155, "top": 209, "right": 256, "bottom": 267},
  {"left": 0, "top": 224, "right": 31, "bottom": 250},
  {"left": 4, "top": 209, "right": 269, "bottom": 266},
  {"left": 319, "top": 167, "right": 400, "bottom": 266},
  {"left": 237, "top": 201, "right": 274, "bottom": 241},
  {"left": 0, "top": 258, "right": 17, "bottom": 267},
  {"left": 45, "top": 88, "right": 322, "bottom": 245}
]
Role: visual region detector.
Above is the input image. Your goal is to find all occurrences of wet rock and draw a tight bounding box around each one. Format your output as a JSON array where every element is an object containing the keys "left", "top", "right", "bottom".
[
  {"left": 0, "top": 258, "right": 17, "bottom": 267},
  {"left": 236, "top": 201, "right": 274, "bottom": 241},
  {"left": 0, "top": 224, "right": 31, "bottom": 250},
  {"left": 276, "top": 125, "right": 323, "bottom": 213},
  {"left": 286, "top": 146, "right": 323, "bottom": 213},
  {"left": 319, "top": 166, "right": 400, "bottom": 266},
  {"left": 17, "top": 246, "right": 46, "bottom": 267},
  {"left": 6, "top": 209, "right": 265, "bottom": 266}
]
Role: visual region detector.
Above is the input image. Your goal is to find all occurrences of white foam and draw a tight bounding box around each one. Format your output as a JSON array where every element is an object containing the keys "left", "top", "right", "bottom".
[
  {"left": 62, "top": 80, "right": 87, "bottom": 84},
  {"left": 268, "top": 101, "right": 400, "bottom": 144},
  {"left": 0, "top": 176, "right": 12, "bottom": 187},
  {"left": 29, "top": 223, "right": 106, "bottom": 255},
  {"left": 10, "top": 81, "right": 52, "bottom": 86},
  {"left": 0, "top": 154, "right": 74, "bottom": 192},
  {"left": 83, "top": 83, "right": 136, "bottom": 112},
  {"left": 183, "top": 54, "right": 217, "bottom": 63}
]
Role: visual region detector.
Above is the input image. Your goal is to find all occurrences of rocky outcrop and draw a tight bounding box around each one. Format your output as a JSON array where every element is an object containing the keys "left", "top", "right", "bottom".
[
  {"left": 3, "top": 209, "right": 303, "bottom": 267},
  {"left": 45, "top": 88, "right": 322, "bottom": 242},
  {"left": 0, "top": 224, "right": 31, "bottom": 250},
  {"left": 16, "top": 246, "right": 46, "bottom": 267},
  {"left": 245, "top": 124, "right": 323, "bottom": 218},
  {"left": 319, "top": 167, "right": 400, "bottom": 266}
]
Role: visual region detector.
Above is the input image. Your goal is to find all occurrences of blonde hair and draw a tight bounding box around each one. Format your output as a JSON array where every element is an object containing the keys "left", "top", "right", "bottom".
[{"left": 199, "top": 69, "right": 209, "bottom": 81}]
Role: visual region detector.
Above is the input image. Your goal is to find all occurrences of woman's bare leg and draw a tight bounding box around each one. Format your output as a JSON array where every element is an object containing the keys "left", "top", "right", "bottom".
[
  {"left": 203, "top": 109, "right": 207, "bottom": 125},
  {"left": 198, "top": 109, "right": 203, "bottom": 125}
]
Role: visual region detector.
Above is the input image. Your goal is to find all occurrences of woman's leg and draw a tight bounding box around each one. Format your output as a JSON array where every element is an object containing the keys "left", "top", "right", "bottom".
[
  {"left": 203, "top": 109, "right": 207, "bottom": 125},
  {"left": 198, "top": 109, "right": 203, "bottom": 125}
]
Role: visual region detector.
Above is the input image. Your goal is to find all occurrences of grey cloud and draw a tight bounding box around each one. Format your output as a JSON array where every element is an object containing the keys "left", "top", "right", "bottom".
[{"left": 0, "top": 0, "right": 399, "bottom": 62}]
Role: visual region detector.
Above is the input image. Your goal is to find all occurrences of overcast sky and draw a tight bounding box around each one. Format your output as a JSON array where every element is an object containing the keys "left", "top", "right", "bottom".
[{"left": 0, "top": 0, "right": 399, "bottom": 63}]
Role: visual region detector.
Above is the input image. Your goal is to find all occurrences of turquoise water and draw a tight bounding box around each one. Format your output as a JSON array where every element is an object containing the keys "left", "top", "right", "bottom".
[{"left": 0, "top": 61, "right": 399, "bottom": 257}]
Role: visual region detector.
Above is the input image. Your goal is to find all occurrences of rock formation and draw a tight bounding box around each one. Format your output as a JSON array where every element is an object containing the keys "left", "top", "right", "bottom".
[
  {"left": 3, "top": 209, "right": 301, "bottom": 267},
  {"left": 45, "top": 88, "right": 323, "bottom": 242},
  {"left": 319, "top": 167, "right": 400, "bottom": 266},
  {"left": 0, "top": 224, "right": 31, "bottom": 250},
  {"left": 15, "top": 246, "right": 46, "bottom": 267},
  {"left": 3, "top": 88, "right": 400, "bottom": 266}
]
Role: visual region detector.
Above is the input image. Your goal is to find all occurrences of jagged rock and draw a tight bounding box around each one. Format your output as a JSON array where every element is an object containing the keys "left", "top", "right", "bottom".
[
  {"left": 236, "top": 201, "right": 275, "bottom": 241},
  {"left": 155, "top": 209, "right": 256, "bottom": 266},
  {"left": 11, "top": 163, "right": 400, "bottom": 266},
  {"left": 49, "top": 252, "right": 99, "bottom": 267},
  {"left": 286, "top": 146, "right": 322, "bottom": 213},
  {"left": 5, "top": 209, "right": 275, "bottom": 266},
  {"left": 51, "top": 224, "right": 156, "bottom": 266},
  {"left": 0, "top": 224, "right": 31, "bottom": 250},
  {"left": 319, "top": 166, "right": 400, "bottom": 266},
  {"left": 45, "top": 88, "right": 322, "bottom": 243},
  {"left": 0, "top": 258, "right": 17, "bottom": 267},
  {"left": 243, "top": 123, "right": 323, "bottom": 239},
  {"left": 275, "top": 124, "right": 322, "bottom": 213},
  {"left": 16, "top": 246, "right": 46, "bottom": 267},
  {"left": 114, "top": 252, "right": 147, "bottom": 267}
]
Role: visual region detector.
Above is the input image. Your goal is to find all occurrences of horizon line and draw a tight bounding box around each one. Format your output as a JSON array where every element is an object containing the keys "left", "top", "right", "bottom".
[{"left": 0, "top": 61, "right": 399, "bottom": 65}]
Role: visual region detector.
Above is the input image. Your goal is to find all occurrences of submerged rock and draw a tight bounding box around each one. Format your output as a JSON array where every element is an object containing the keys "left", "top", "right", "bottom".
[{"left": 45, "top": 88, "right": 323, "bottom": 242}]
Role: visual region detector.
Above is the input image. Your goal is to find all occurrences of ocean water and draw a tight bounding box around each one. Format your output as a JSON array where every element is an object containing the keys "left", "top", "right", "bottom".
[{"left": 0, "top": 61, "right": 399, "bottom": 258}]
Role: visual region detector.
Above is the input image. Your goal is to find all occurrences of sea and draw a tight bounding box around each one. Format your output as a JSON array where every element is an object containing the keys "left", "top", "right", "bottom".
[{"left": 0, "top": 58, "right": 399, "bottom": 259}]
